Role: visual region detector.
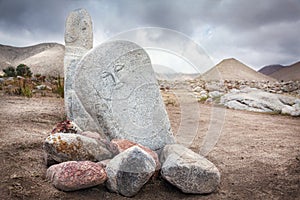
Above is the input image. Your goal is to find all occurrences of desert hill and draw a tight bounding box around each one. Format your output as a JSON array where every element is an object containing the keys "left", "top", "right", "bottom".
[
  {"left": 200, "top": 58, "right": 276, "bottom": 82},
  {"left": 153, "top": 64, "right": 200, "bottom": 80},
  {"left": 0, "top": 43, "right": 64, "bottom": 76},
  {"left": 260, "top": 61, "right": 300, "bottom": 81},
  {"left": 258, "top": 64, "right": 284, "bottom": 75}
]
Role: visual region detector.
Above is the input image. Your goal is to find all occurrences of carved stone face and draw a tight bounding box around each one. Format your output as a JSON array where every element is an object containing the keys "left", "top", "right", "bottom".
[{"left": 74, "top": 40, "right": 175, "bottom": 150}]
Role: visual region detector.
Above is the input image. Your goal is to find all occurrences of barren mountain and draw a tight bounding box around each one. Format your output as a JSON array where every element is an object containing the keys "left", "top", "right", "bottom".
[
  {"left": 0, "top": 43, "right": 64, "bottom": 76},
  {"left": 258, "top": 64, "right": 284, "bottom": 75},
  {"left": 268, "top": 61, "right": 300, "bottom": 81},
  {"left": 200, "top": 58, "right": 276, "bottom": 82}
]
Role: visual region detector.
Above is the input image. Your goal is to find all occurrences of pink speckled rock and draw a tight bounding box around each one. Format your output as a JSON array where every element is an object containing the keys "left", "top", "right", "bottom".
[
  {"left": 110, "top": 139, "right": 161, "bottom": 171},
  {"left": 46, "top": 161, "right": 107, "bottom": 191}
]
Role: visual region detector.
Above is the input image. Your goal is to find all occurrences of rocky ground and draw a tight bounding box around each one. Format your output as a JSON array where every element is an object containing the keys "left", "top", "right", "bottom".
[{"left": 0, "top": 88, "right": 300, "bottom": 199}]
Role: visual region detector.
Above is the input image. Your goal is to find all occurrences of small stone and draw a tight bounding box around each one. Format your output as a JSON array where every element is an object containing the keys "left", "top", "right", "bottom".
[
  {"left": 43, "top": 133, "right": 113, "bottom": 163},
  {"left": 51, "top": 120, "right": 82, "bottom": 134},
  {"left": 110, "top": 139, "right": 161, "bottom": 171},
  {"left": 106, "top": 146, "right": 156, "bottom": 197},
  {"left": 208, "top": 91, "right": 223, "bottom": 99},
  {"left": 160, "top": 144, "right": 220, "bottom": 194},
  {"left": 192, "top": 86, "right": 202, "bottom": 92},
  {"left": 47, "top": 161, "right": 107, "bottom": 191},
  {"left": 199, "top": 90, "right": 208, "bottom": 95},
  {"left": 36, "top": 85, "right": 46, "bottom": 90}
]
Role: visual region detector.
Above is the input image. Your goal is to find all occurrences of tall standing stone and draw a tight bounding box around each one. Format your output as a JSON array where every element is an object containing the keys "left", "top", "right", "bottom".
[
  {"left": 64, "top": 8, "right": 101, "bottom": 135},
  {"left": 73, "top": 40, "right": 175, "bottom": 150}
]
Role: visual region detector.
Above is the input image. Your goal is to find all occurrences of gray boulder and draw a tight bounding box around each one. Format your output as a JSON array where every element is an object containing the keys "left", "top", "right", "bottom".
[
  {"left": 73, "top": 40, "right": 175, "bottom": 151},
  {"left": 221, "top": 88, "right": 300, "bottom": 116},
  {"left": 47, "top": 161, "right": 107, "bottom": 191},
  {"left": 106, "top": 146, "right": 156, "bottom": 197},
  {"left": 43, "top": 133, "right": 114, "bottom": 163},
  {"left": 160, "top": 144, "right": 220, "bottom": 194}
]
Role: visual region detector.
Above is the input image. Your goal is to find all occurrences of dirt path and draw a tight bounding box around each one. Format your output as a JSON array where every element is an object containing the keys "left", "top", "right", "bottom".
[{"left": 0, "top": 94, "right": 299, "bottom": 199}]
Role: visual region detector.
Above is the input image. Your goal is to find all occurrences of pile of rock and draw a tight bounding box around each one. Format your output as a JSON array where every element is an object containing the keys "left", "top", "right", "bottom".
[
  {"left": 187, "top": 79, "right": 300, "bottom": 116},
  {"left": 43, "top": 124, "right": 220, "bottom": 196},
  {"left": 42, "top": 8, "right": 221, "bottom": 197},
  {"left": 189, "top": 79, "right": 300, "bottom": 97}
]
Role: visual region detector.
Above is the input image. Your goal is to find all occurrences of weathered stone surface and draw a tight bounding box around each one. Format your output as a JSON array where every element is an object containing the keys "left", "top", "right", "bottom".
[
  {"left": 208, "top": 91, "right": 223, "bottom": 99},
  {"left": 160, "top": 144, "right": 220, "bottom": 194},
  {"left": 43, "top": 133, "right": 113, "bottom": 163},
  {"left": 74, "top": 40, "right": 175, "bottom": 150},
  {"left": 64, "top": 8, "right": 104, "bottom": 136},
  {"left": 97, "top": 159, "right": 111, "bottom": 168},
  {"left": 47, "top": 161, "right": 107, "bottom": 191},
  {"left": 110, "top": 139, "right": 161, "bottom": 170},
  {"left": 43, "top": 152, "right": 58, "bottom": 166},
  {"left": 281, "top": 100, "right": 300, "bottom": 116},
  {"left": 106, "top": 146, "right": 156, "bottom": 197},
  {"left": 79, "top": 131, "right": 102, "bottom": 141},
  {"left": 220, "top": 88, "right": 300, "bottom": 116}
]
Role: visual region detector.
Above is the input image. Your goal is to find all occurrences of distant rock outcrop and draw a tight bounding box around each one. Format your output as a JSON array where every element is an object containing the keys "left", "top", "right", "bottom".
[
  {"left": 0, "top": 43, "right": 64, "bottom": 76},
  {"left": 200, "top": 58, "right": 276, "bottom": 82},
  {"left": 220, "top": 88, "right": 300, "bottom": 116}
]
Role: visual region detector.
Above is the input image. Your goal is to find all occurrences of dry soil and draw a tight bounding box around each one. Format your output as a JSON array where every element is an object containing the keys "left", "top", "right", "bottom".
[{"left": 0, "top": 92, "right": 299, "bottom": 199}]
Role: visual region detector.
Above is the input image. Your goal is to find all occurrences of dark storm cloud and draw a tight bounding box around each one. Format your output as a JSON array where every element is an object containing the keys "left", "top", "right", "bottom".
[
  {"left": 0, "top": 0, "right": 70, "bottom": 31},
  {"left": 0, "top": 0, "right": 299, "bottom": 68}
]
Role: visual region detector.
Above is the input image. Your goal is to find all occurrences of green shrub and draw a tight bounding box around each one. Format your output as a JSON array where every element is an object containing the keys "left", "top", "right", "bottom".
[
  {"left": 21, "top": 85, "right": 32, "bottom": 98},
  {"left": 198, "top": 96, "right": 208, "bottom": 103},
  {"left": 16, "top": 64, "right": 32, "bottom": 77},
  {"left": 3, "top": 66, "right": 16, "bottom": 77}
]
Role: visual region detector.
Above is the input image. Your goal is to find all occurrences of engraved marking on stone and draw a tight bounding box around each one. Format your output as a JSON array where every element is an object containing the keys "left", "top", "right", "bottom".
[{"left": 102, "top": 64, "right": 125, "bottom": 87}]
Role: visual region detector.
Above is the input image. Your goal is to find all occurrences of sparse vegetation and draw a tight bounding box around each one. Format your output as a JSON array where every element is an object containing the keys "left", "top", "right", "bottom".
[
  {"left": 198, "top": 96, "right": 208, "bottom": 103},
  {"left": 16, "top": 64, "right": 32, "bottom": 77},
  {"left": 53, "top": 75, "right": 64, "bottom": 98},
  {"left": 14, "top": 78, "right": 33, "bottom": 98},
  {"left": 3, "top": 66, "right": 16, "bottom": 77},
  {"left": 0, "top": 73, "right": 64, "bottom": 98}
]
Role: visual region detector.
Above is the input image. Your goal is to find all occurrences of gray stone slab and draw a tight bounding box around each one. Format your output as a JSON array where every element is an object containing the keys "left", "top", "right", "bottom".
[{"left": 74, "top": 40, "right": 175, "bottom": 150}]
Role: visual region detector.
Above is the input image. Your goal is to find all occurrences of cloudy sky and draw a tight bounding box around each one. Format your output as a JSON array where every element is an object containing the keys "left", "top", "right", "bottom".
[{"left": 0, "top": 0, "right": 299, "bottom": 71}]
